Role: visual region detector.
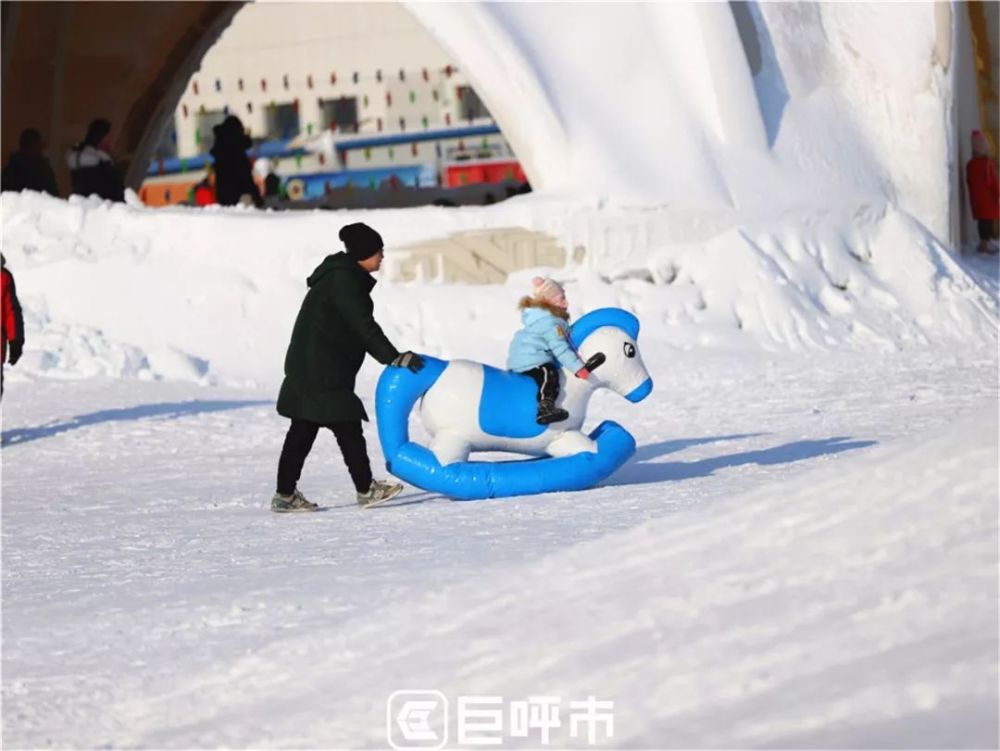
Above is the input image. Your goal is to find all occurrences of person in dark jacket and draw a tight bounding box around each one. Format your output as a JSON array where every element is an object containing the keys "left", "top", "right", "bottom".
[
  {"left": 262, "top": 171, "right": 285, "bottom": 209},
  {"left": 273, "top": 222, "right": 424, "bottom": 512},
  {"left": 2, "top": 127, "right": 59, "bottom": 196},
  {"left": 66, "top": 118, "right": 125, "bottom": 202},
  {"left": 1, "top": 253, "right": 25, "bottom": 398},
  {"left": 210, "top": 115, "right": 263, "bottom": 208}
]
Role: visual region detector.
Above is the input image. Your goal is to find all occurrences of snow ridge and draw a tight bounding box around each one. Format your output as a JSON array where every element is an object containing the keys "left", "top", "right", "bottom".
[{"left": 1, "top": 192, "right": 995, "bottom": 386}]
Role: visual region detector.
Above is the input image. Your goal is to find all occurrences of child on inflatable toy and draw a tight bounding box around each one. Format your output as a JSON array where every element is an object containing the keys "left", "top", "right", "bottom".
[{"left": 507, "top": 276, "right": 592, "bottom": 425}]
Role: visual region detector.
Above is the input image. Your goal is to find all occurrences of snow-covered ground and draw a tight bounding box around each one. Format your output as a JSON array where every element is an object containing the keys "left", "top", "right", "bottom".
[
  {"left": 3, "top": 341, "right": 997, "bottom": 748},
  {"left": 1, "top": 183, "right": 998, "bottom": 750},
  {"left": 2, "top": 179, "right": 999, "bottom": 748}
]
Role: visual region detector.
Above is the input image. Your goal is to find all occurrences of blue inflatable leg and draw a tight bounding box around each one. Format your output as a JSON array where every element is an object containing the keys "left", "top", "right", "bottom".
[{"left": 387, "top": 421, "right": 635, "bottom": 500}]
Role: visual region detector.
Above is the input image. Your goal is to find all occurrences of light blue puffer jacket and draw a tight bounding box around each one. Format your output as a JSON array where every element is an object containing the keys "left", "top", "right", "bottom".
[{"left": 507, "top": 305, "right": 585, "bottom": 373}]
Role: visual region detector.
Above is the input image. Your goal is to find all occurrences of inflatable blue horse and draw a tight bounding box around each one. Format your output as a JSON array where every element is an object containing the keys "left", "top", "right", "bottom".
[{"left": 376, "top": 307, "right": 653, "bottom": 500}]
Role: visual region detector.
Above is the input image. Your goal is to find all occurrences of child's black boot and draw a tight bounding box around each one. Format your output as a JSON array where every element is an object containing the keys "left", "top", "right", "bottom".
[{"left": 536, "top": 398, "right": 569, "bottom": 425}]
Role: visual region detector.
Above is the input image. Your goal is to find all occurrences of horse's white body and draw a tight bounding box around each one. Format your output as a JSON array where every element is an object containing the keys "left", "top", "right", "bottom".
[{"left": 419, "top": 325, "right": 652, "bottom": 464}]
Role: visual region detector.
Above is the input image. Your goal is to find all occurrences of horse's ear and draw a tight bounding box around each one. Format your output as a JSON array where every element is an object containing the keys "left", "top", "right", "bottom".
[{"left": 570, "top": 308, "right": 640, "bottom": 347}]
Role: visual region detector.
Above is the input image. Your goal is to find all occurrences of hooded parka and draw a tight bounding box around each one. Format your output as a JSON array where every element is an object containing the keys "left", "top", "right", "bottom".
[{"left": 276, "top": 252, "right": 399, "bottom": 423}]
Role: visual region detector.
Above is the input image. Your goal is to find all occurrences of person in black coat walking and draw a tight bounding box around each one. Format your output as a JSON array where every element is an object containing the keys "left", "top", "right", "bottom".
[
  {"left": 272, "top": 222, "right": 425, "bottom": 512},
  {"left": 210, "top": 115, "right": 263, "bottom": 208}
]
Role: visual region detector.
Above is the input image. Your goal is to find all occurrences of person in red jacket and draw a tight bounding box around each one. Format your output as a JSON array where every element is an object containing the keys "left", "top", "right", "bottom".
[
  {"left": 966, "top": 129, "right": 999, "bottom": 255},
  {"left": 191, "top": 166, "right": 217, "bottom": 206},
  {"left": 1, "top": 253, "right": 25, "bottom": 397}
]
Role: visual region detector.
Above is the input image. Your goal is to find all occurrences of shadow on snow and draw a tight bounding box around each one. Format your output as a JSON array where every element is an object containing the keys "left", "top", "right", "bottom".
[
  {"left": 1, "top": 400, "right": 271, "bottom": 447},
  {"left": 613, "top": 434, "right": 877, "bottom": 486}
]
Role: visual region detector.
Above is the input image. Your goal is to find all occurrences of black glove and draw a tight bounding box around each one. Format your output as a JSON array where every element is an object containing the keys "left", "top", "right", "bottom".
[
  {"left": 7, "top": 340, "right": 22, "bottom": 366},
  {"left": 391, "top": 351, "right": 424, "bottom": 373}
]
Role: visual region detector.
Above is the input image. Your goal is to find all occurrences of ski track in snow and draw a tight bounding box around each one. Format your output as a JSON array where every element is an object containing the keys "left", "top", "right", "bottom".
[{"left": 1, "top": 347, "right": 997, "bottom": 748}]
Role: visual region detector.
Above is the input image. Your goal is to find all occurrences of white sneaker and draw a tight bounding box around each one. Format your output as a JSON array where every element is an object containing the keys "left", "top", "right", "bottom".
[{"left": 357, "top": 480, "right": 403, "bottom": 508}]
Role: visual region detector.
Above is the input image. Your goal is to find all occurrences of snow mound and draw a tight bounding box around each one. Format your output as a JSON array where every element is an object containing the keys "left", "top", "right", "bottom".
[
  {"left": 14, "top": 306, "right": 207, "bottom": 383},
  {"left": 1, "top": 191, "right": 995, "bottom": 385}
]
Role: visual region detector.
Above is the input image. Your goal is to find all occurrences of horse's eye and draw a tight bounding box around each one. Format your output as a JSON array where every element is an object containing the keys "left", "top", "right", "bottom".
[{"left": 623, "top": 342, "right": 636, "bottom": 358}]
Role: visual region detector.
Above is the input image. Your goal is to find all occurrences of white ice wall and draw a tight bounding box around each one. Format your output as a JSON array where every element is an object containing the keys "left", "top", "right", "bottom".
[
  {"left": 406, "top": 2, "right": 772, "bottom": 209},
  {"left": 406, "top": 1, "right": 958, "bottom": 243}
]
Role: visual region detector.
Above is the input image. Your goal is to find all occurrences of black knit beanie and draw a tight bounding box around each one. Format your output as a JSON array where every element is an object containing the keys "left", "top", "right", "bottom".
[{"left": 339, "top": 222, "right": 383, "bottom": 260}]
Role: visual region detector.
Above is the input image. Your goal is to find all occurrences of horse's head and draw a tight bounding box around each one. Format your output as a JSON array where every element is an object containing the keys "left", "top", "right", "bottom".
[{"left": 570, "top": 308, "right": 653, "bottom": 403}]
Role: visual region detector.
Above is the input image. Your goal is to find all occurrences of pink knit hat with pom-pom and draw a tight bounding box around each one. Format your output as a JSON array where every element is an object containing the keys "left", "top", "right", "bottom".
[{"left": 532, "top": 276, "right": 567, "bottom": 307}]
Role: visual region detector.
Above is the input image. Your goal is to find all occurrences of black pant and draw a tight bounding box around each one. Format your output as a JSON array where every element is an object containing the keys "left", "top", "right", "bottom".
[
  {"left": 977, "top": 219, "right": 998, "bottom": 242},
  {"left": 276, "top": 418, "right": 373, "bottom": 495},
  {"left": 523, "top": 362, "right": 560, "bottom": 403}
]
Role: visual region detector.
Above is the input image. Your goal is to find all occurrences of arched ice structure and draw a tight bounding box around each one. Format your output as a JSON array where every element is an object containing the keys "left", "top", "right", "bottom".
[
  {"left": 2, "top": 2, "right": 996, "bottom": 246},
  {"left": 405, "top": 2, "right": 982, "bottom": 244}
]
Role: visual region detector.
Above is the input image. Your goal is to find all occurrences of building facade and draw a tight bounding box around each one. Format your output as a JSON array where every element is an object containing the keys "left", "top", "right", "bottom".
[{"left": 142, "top": 2, "right": 522, "bottom": 206}]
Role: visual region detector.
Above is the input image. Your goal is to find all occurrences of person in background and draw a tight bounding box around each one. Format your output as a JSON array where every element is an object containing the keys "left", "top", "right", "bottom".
[
  {"left": 263, "top": 171, "right": 283, "bottom": 209},
  {"left": 966, "top": 129, "right": 999, "bottom": 255},
  {"left": 1, "top": 254, "right": 25, "bottom": 398},
  {"left": 210, "top": 115, "right": 262, "bottom": 208},
  {"left": 191, "top": 166, "right": 217, "bottom": 206},
  {"left": 272, "top": 222, "right": 425, "bottom": 512},
  {"left": 66, "top": 118, "right": 125, "bottom": 202},
  {"left": 1, "top": 127, "right": 59, "bottom": 196}
]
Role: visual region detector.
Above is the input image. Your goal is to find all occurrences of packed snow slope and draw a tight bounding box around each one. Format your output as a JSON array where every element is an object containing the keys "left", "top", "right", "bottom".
[{"left": 2, "top": 348, "right": 997, "bottom": 748}]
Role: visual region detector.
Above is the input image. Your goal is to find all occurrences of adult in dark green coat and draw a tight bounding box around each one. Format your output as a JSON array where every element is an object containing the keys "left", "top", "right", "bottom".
[{"left": 272, "top": 222, "right": 424, "bottom": 512}]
